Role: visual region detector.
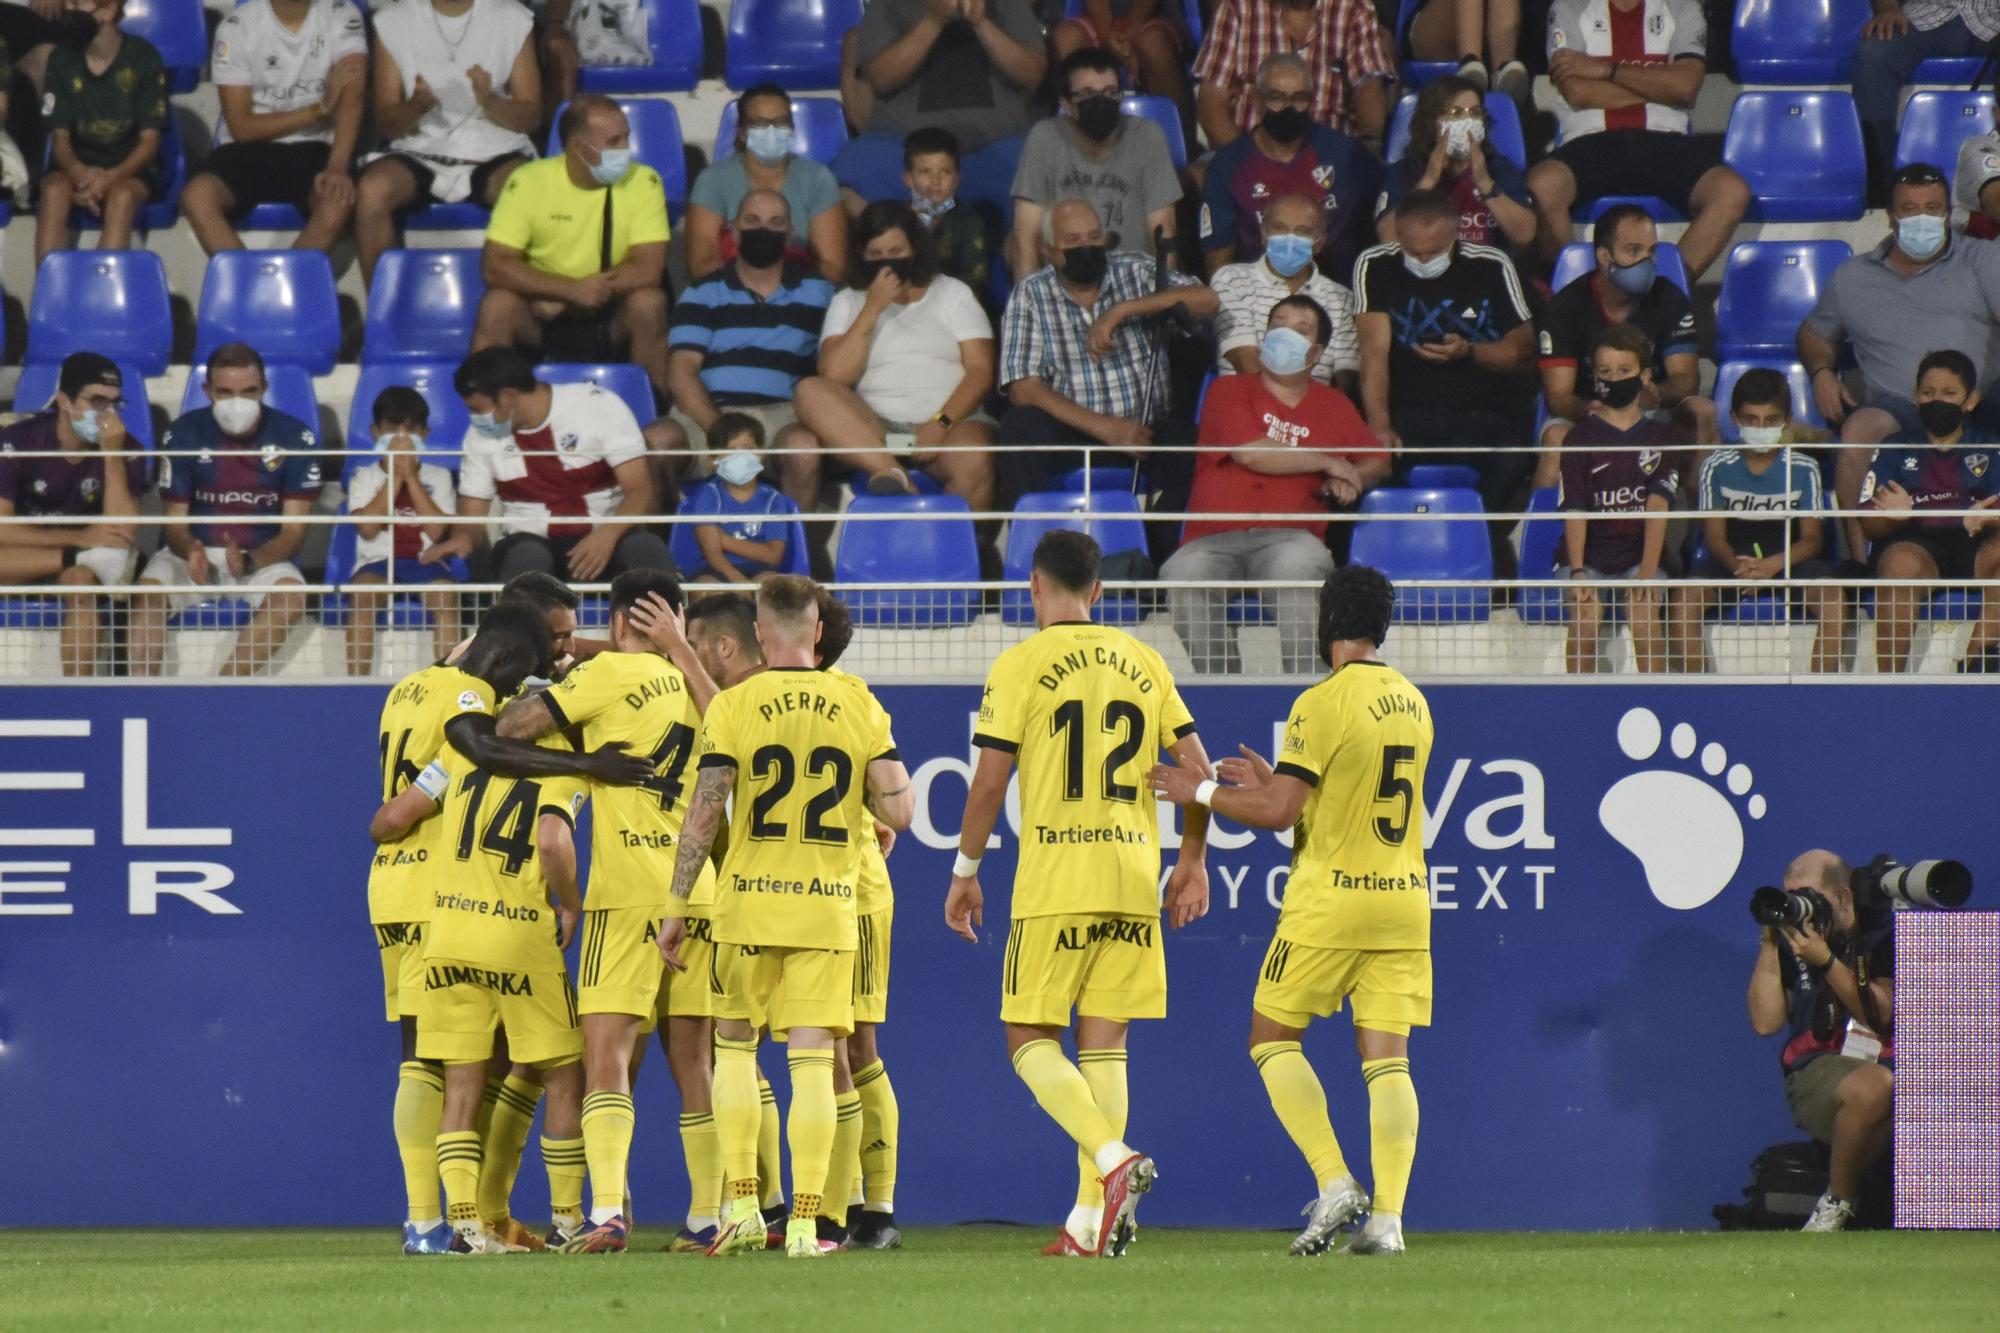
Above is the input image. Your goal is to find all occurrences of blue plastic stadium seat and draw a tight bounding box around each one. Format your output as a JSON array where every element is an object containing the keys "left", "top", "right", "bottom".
[
  {"left": 1897, "top": 91, "right": 1995, "bottom": 193},
  {"left": 1002, "top": 492, "right": 1148, "bottom": 625},
  {"left": 0, "top": 597, "right": 68, "bottom": 628},
  {"left": 1384, "top": 93, "right": 1528, "bottom": 169},
  {"left": 27, "top": 250, "right": 172, "bottom": 374},
  {"left": 1715, "top": 240, "right": 1851, "bottom": 359},
  {"left": 713, "top": 96, "right": 851, "bottom": 167},
  {"left": 547, "top": 97, "right": 689, "bottom": 214},
  {"left": 122, "top": 0, "right": 206, "bottom": 91},
  {"left": 668, "top": 480, "right": 811, "bottom": 577},
  {"left": 63, "top": 114, "right": 186, "bottom": 233},
  {"left": 577, "top": 0, "right": 703, "bottom": 91},
  {"left": 1406, "top": 463, "right": 1480, "bottom": 490},
  {"left": 1914, "top": 56, "right": 1986, "bottom": 84},
  {"left": 835, "top": 494, "right": 980, "bottom": 627},
  {"left": 237, "top": 203, "right": 307, "bottom": 232},
  {"left": 1515, "top": 487, "right": 1565, "bottom": 624},
  {"left": 1056, "top": 466, "right": 1139, "bottom": 493},
  {"left": 1551, "top": 241, "right": 1690, "bottom": 296},
  {"left": 345, "top": 362, "right": 471, "bottom": 480},
  {"left": 1351, "top": 487, "right": 1493, "bottom": 622},
  {"left": 363, "top": 249, "right": 484, "bottom": 366},
  {"left": 1572, "top": 193, "right": 1687, "bottom": 224},
  {"left": 1060, "top": 0, "right": 1204, "bottom": 47},
  {"left": 535, "top": 362, "right": 658, "bottom": 426},
  {"left": 168, "top": 599, "right": 257, "bottom": 630},
  {"left": 404, "top": 198, "right": 493, "bottom": 231},
  {"left": 1732, "top": 0, "right": 1870, "bottom": 82},
  {"left": 194, "top": 250, "right": 341, "bottom": 373},
  {"left": 725, "top": 0, "right": 863, "bottom": 90},
  {"left": 1122, "top": 94, "right": 1187, "bottom": 170},
  {"left": 1724, "top": 91, "right": 1866, "bottom": 222},
  {"left": 179, "top": 362, "right": 323, "bottom": 439},
  {"left": 320, "top": 517, "right": 469, "bottom": 630},
  {"left": 1395, "top": 0, "right": 1456, "bottom": 85},
  {"left": 1711, "top": 360, "right": 1825, "bottom": 444},
  {"left": 13, "top": 360, "right": 157, "bottom": 453}
]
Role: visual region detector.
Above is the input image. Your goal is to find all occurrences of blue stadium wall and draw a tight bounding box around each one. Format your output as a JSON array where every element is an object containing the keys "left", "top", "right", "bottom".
[{"left": 0, "top": 683, "right": 1987, "bottom": 1231}]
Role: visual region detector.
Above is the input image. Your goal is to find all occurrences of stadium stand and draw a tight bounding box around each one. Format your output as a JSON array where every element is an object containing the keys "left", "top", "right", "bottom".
[
  {"left": 575, "top": 0, "right": 706, "bottom": 92},
  {"left": 26, "top": 250, "right": 174, "bottom": 374},
  {"left": 1897, "top": 91, "right": 1997, "bottom": 194},
  {"left": 1001, "top": 490, "right": 1148, "bottom": 625},
  {"left": 1715, "top": 240, "right": 1852, "bottom": 360},
  {"left": 121, "top": 0, "right": 208, "bottom": 94},
  {"left": 194, "top": 251, "right": 343, "bottom": 374},
  {"left": 362, "top": 249, "right": 484, "bottom": 366},
  {"left": 1351, "top": 487, "right": 1494, "bottom": 623},
  {"left": 724, "top": 0, "right": 864, "bottom": 90},
  {"left": 1724, "top": 91, "right": 1868, "bottom": 222},
  {"left": 835, "top": 494, "right": 981, "bottom": 628}
]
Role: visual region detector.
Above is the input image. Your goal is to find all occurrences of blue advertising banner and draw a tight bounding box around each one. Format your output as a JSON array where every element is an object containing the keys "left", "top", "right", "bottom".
[{"left": 0, "top": 683, "right": 1988, "bottom": 1231}]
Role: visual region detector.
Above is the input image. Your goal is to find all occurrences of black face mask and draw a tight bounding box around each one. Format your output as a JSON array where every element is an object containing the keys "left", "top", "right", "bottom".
[
  {"left": 856, "top": 256, "right": 916, "bottom": 287},
  {"left": 1919, "top": 399, "right": 1966, "bottom": 438},
  {"left": 57, "top": 10, "right": 96, "bottom": 48},
  {"left": 736, "top": 226, "right": 787, "bottom": 270},
  {"left": 1072, "top": 94, "right": 1123, "bottom": 143},
  {"left": 1262, "top": 106, "right": 1310, "bottom": 144},
  {"left": 1059, "top": 244, "right": 1109, "bottom": 287},
  {"left": 1596, "top": 375, "right": 1644, "bottom": 410}
]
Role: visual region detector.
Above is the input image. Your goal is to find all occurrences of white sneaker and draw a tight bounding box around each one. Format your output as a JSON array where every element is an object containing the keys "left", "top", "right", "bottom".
[
  {"left": 1340, "top": 1211, "right": 1405, "bottom": 1256},
  {"left": 1290, "top": 1176, "right": 1369, "bottom": 1256},
  {"left": 1801, "top": 1193, "right": 1854, "bottom": 1232},
  {"left": 449, "top": 1225, "right": 511, "bottom": 1255}
]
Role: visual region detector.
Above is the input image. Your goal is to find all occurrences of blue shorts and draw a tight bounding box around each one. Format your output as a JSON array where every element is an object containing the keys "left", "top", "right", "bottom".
[
  {"left": 353, "top": 556, "right": 468, "bottom": 584},
  {"left": 830, "top": 132, "right": 1027, "bottom": 210}
]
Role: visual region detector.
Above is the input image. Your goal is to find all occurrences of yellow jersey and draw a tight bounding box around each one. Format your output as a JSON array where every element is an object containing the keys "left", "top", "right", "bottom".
[
  {"left": 423, "top": 739, "right": 590, "bottom": 973},
  {"left": 697, "top": 668, "right": 897, "bottom": 950},
  {"left": 485, "top": 156, "right": 671, "bottom": 280},
  {"left": 828, "top": 666, "right": 894, "bottom": 915},
  {"left": 368, "top": 664, "right": 498, "bottom": 924},
  {"left": 543, "top": 650, "right": 715, "bottom": 912},
  {"left": 973, "top": 621, "right": 1196, "bottom": 919},
  {"left": 1274, "top": 661, "right": 1433, "bottom": 950}
]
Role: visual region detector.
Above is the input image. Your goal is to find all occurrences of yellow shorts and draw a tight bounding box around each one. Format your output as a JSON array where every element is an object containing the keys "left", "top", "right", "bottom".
[
  {"left": 577, "top": 906, "right": 666, "bottom": 1018},
  {"left": 853, "top": 905, "right": 893, "bottom": 1026},
  {"left": 656, "top": 914, "right": 718, "bottom": 1022},
  {"left": 711, "top": 943, "right": 854, "bottom": 1039},
  {"left": 375, "top": 921, "right": 426, "bottom": 1023},
  {"left": 1000, "top": 913, "right": 1165, "bottom": 1028},
  {"left": 1252, "top": 940, "right": 1433, "bottom": 1033},
  {"left": 415, "top": 957, "right": 584, "bottom": 1067}
]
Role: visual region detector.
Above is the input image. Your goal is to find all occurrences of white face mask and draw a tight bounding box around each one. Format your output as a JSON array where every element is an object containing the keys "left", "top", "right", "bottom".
[
  {"left": 1441, "top": 116, "right": 1486, "bottom": 156},
  {"left": 1737, "top": 424, "right": 1785, "bottom": 450},
  {"left": 212, "top": 396, "right": 261, "bottom": 436},
  {"left": 376, "top": 431, "right": 428, "bottom": 454}
]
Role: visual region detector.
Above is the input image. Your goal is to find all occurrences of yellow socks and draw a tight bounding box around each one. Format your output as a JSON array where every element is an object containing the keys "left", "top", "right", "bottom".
[
  {"left": 477, "top": 1074, "right": 542, "bottom": 1224},
  {"left": 756, "top": 1075, "right": 784, "bottom": 1210},
  {"left": 713, "top": 1036, "right": 763, "bottom": 1193},
  {"left": 1012, "top": 1040, "right": 1124, "bottom": 1166},
  {"left": 580, "top": 1090, "right": 636, "bottom": 1222},
  {"left": 786, "top": 1049, "right": 837, "bottom": 1204},
  {"left": 679, "top": 1110, "right": 722, "bottom": 1231},
  {"left": 541, "top": 1134, "right": 586, "bottom": 1228},
  {"left": 819, "top": 1090, "right": 864, "bottom": 1224},
  {"left": 852, "top": 1058, "right": 899, "bottom": 1213},
  {"left": 1363, "top": 1057, "right": 1419, "bottom": 1215},
  {"left": 393, "top": 1061, "right": 445, "bottom": 1223},
  {"left": 436, "top": 1130, "right": 483, "bottom": 1229},
  {"left": 1252, "top": 1041, "right": 1350, "bottom": 1188}
]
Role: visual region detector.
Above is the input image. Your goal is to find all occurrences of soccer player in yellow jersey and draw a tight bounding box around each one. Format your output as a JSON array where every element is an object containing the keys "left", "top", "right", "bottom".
[
  {"left": 371, "top": 600, "right": 650, "bottom": 1255},
  {"left": 368, "top": 603, "right": 614, "bottom": 1255},
  {"left": 1151, "top": 566, "right": 1431, "bottom": 1257},
  {"left": 495, "top": 570, "right": 719, "bottom": 1255},
  {"left": 660, "top": 575, "right": 916, "bottom": 1260},
  {"left": 945, "top": 531, "right": 1216, "bottom": 1259}
]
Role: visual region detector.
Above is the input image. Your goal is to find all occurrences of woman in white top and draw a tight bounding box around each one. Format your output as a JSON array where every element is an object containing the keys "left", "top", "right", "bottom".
[{"left": 795, "top": 200, "right": 997, "bottom": 509}]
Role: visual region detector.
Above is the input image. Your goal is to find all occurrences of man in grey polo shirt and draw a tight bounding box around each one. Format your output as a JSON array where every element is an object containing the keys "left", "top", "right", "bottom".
[{"left": 1797, "top": 162, "right": 2000, "bottom": 547}]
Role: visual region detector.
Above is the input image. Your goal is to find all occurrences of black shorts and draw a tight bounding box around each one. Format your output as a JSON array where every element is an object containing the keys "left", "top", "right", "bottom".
[
  {"left": 1871, "top": 524, "right": 2000, "bottom": 579},
  {"left": 197, "top": 140, "right": 334, "bottom": 215},
  {"left": 1548, "top": 130, "right": 1726, "bottom": 212},
  {"left": 367, "top": 151, "right": 531, "bottom": 208}
]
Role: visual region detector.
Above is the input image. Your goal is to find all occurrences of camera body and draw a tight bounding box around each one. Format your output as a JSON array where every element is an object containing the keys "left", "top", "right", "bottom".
[
  {"left": 1749, "top": 885, "right": 1834, "bottom": 931},
  {"left": 1748, "top": 854, "right": 1974, "bottom": 932}
]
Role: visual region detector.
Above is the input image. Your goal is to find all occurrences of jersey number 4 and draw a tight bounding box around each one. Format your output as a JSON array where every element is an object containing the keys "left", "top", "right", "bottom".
[
  {"left": 1051, "top": 698, "right": 1146, "bottom": 804},
  {"left": 455, "top": 770, "right": 541, "bottom": 876},
  {"left": 640, "top": 723, "right": 697, "bottom": 812},
  {"left": 1372, "top": 744, "right": 1416, "bottom": 847},
  {"left": 747, "top": 744, "right": 855, "bottom": 846}
]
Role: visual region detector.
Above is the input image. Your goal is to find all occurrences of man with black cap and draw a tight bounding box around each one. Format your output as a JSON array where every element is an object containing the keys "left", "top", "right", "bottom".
[{"left": 0, "top": 351, "right": 148, "bottom": 675}]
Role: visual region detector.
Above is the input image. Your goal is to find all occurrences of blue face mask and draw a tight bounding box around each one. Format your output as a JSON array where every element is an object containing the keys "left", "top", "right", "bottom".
[
  {"left": 469, "top": 411, "right": 511, "bottom": 440},
  {"left": 745, "top": 125, "right": 794, "bottom": 164},
  {"left": 1403, "top": 250, "right": 1451, "bottom": 281},
  {"left": 1897, "top": 212, "right": 1947, "bottom": 261},
  {"left": 1259, "top": 325, "right": 1314, "bottom": 376},
  {"left": 589, "top": 146, "right": 632, "bottom": 186},
  {"left": 911, "top": 189, "right": 956, "bottom": 224},
  {"left": 1264, "top": 232, "right": 1315, "bottom": 278},
  {"left": 1608, "top": 255, "right": 1655, "bottom": 297},
  {"left": 70, "top": 409, "right": 103, "bottom": 445},
  {"left": 715, "top": 451, "right": 763, "bottom": 486}
]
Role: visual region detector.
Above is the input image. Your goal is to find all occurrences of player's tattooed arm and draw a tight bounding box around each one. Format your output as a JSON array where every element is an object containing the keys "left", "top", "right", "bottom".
[
  {"left": 865, "top": 758, "right": 915, "bottom": 832},
  {"left": 496, "top": 692, "right": 559, "bottom": 741},
  {"left": 670, "top": 765, "right": 734, "bottom": 900}
]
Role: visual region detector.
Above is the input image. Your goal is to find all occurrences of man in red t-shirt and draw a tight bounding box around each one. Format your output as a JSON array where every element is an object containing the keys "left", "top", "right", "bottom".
[{"left": 1161, "top": 295, "right": 1389, "bottom": 674}]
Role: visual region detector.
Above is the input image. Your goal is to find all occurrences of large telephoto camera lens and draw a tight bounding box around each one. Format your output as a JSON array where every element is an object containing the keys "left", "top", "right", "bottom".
[{"left": 1878, "top": 859, "right": 1973, "bottom": 910}]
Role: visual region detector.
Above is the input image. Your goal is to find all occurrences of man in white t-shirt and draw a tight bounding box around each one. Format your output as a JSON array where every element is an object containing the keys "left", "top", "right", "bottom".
[
  {"left": 429, "top": 346, "right": 674, "bottom": 583},
  {"left": 792, "top": 200, "right": 998, "bottom": 508},
  {"left": 355, "top": 0, "right": 542, "bottom": 286},
  {"left": 183, "top": 0, "right": 369, "bottom": 256},
  {"left": 1210, "top": 192, "right": 1359, "bottom": 398}
]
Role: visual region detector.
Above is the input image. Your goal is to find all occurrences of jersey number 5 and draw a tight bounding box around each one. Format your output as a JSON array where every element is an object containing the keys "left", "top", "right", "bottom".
[
  {"left": 747, "top": 744, "right": 856, "bottom": 845},
  {"left": 1051, "top": 699, "right": 1147, "bottom": 804},
  {"left": 1372, "top": 744, "right": 1416, "bottom": 847}
]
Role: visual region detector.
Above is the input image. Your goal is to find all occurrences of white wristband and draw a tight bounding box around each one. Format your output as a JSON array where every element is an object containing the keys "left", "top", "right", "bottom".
[
  {"left": 952, "top": 851, "right": 982, "bottom": 878},
  {"left": 413, "top": 759, "right": 451, "bottom": 802},
  {"left": 1194, "top": 779, "right": 1220, "bottom": 808}
]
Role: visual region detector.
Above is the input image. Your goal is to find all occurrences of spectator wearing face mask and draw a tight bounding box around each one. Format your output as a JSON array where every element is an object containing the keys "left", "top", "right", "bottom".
[
  {"left": 686, "top": 83, "right": 849, "bottom": 285},
  {"left": 36, "top": 0, "right": 168, "bottom": 266},
  {"left": 342, "top": 385, "right": 464, "bottom": 675},
  {"left": 679, "top": 412, "right": 797, "bottom": 583},
  {"left": 1374, "top": 75, "right": 1534, "bottom": 262},
  {"left": 1162, "top": 295, "right": 1388, "bottom": 674},
  {"left": 1007, "top": 47, "right": 1183, "bottom": 282},
  {"left": 1200, "top": 52, "right": 1380, "bottom": 282},
  {"left": 1194, "top": 0, "right": 1394, "bottom": 149},
  {"left": 905, "top": 127, "right": 993, "bottom": 301},
  {"left": 1211, "top": 192, "right": 1360, "bottom": 397}
]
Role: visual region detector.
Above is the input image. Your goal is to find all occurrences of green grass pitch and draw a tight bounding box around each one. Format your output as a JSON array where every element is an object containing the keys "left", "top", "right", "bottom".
[{"left": 5, "top": 1228, "right": 1999, "bottom": 1330}]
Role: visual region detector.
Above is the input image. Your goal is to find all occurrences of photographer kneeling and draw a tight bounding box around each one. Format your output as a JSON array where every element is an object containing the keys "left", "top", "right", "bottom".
[{"left": 1746, "top": 850, "right": 1894, "bottom": 1232}]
